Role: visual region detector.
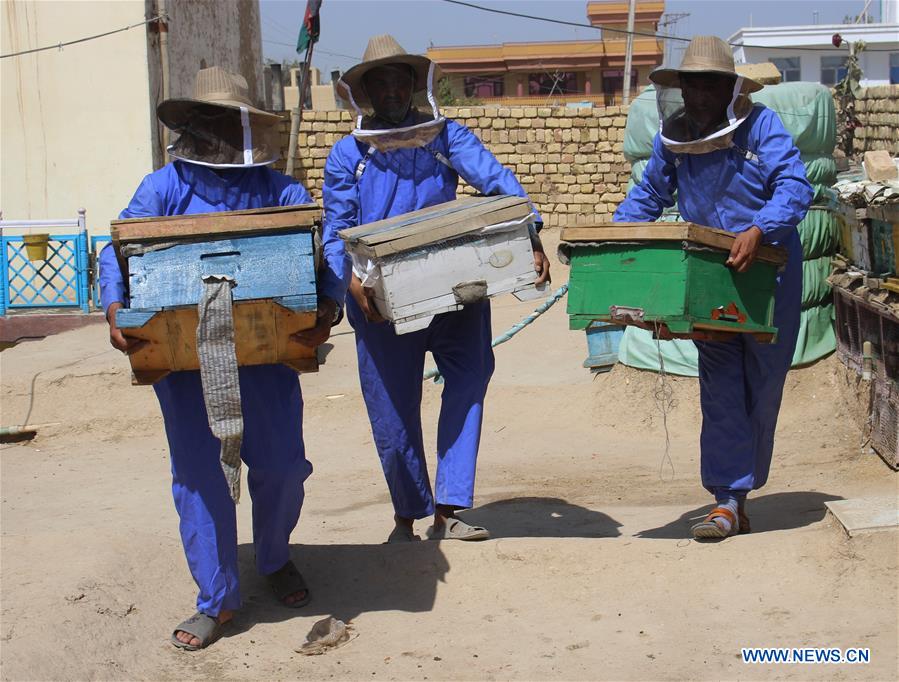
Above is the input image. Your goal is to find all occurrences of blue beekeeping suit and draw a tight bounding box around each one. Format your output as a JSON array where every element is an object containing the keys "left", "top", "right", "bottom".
[
  {"left": 615, "top": 105, "right": 813, "bottom": 501},
  {"left": 99, "top": 160, "right": 347, "bottom": 617},
  {"left": 324, "top": 117, "right": 542, "bottom": 520}
]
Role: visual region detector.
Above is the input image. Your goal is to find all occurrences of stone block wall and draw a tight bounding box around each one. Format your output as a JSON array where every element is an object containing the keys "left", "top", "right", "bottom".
[
  {"left": 853, "top": 85, "right": 899, "bottom": 155},
  {"left": 275, "top": 105, "right": 632, "bottom": 228}
]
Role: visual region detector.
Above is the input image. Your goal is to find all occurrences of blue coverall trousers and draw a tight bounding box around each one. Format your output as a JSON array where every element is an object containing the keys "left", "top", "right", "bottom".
[
  {"left": 347, "top": 297, "right": 495, "bottom": 520},
  {"left": 694, "top": 234, "right": 802, "bottom": 501},
  {"left": 154, "top": 364, "right": 312, "bottom": 616}
]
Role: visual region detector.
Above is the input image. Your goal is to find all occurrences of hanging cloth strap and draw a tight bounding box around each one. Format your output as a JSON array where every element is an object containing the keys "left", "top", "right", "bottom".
[{"left": 196, "top": 274, "right": 244, "bottom": 504}]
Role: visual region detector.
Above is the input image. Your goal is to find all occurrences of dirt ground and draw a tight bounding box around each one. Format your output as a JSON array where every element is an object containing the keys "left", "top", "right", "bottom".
[{"left": 2, "top": 230, "right": 897, "bottom": 681}]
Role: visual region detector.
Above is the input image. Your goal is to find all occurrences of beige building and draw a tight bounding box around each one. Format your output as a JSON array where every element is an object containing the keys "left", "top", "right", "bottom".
[
  {"left": 427, "top": 1, "right": 664, "bottom": 107},
  {"left": 284, "top": 67, "right": 342, "bottom": 112},
  {"left": 1, "top": 0, "right": 264, "bottom": 236}
]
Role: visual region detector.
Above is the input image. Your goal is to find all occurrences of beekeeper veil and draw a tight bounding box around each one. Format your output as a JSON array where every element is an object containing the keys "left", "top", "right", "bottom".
[
  {"left": 649, "top": 36, "right": 763, "bottom": 155},
  {"left": 157, "top": 66, "right": 282, "bottom": 168},
  {"left": 338, "top": 34, "right": 445, "bottom": 152}
]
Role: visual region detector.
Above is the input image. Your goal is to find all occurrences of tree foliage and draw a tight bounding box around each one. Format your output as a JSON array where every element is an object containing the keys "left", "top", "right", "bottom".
[{"left": 834, "top": 41, "right": 866, "bottom": 158}]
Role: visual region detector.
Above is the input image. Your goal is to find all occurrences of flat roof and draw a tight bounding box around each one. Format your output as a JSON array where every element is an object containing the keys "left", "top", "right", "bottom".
[{"left": 728, "top": 22, "right": 899, "bottom": 44}]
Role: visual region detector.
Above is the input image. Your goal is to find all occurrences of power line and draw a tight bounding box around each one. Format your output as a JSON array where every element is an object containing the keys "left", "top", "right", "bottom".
[
  {"left": 262, "top": 39, "right": 360, "bottom": 61},
  {"left": 439, "top": 0, "right": 898, "bottom": 53},
  {"left": 0, "top": 14, "right": 165, "bottom": 59}
]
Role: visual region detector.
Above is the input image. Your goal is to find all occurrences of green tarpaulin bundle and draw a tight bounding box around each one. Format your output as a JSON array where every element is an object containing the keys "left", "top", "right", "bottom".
[
  {"left": 798, "top": 206, "right": 841, "bottom": 260},
  {"left": 624, "top": 82, "right": 837, "bottom": 162},
  {"left": 802, "top": 254, "right": 834, "bottom": 309}
]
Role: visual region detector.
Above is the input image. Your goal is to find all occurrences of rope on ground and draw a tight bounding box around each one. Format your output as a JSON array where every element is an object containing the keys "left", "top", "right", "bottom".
[
  {"left": 652, "top": 321, "right": 677, "bottom": 482},
  {"left": 423, "top": 283, "right": 569, "bottom": 383}
]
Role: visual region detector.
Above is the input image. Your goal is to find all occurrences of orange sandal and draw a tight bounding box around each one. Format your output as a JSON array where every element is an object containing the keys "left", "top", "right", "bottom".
[{"left": 691, "top": 506, "right": 739, "bottom": 539}]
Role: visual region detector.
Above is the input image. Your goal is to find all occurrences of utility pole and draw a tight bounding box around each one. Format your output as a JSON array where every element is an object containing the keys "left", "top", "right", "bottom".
[
  {"left": 658, "top": 12, "right": 689, "bottom": 66},
  {"left": 622, "top": 0, "right": 637, "bottom": 105}
]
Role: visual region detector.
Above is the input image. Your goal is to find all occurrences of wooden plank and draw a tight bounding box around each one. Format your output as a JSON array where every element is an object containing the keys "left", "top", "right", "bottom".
[
  {"left": 127, "top": 233, "right": 316, "bottom": 309},
  {"left": 119, "top": 300, "right": 318, "bottom": 384},
  {"left": 360, "top": 200, "right": 529, "bottom": 245},
  {"left": 339, "top": 195, "right": 533, "bottom": 257},
  {"left": 867, "top": 205, "right": 899, "bottom": 225},
  {"left": 339, "top": 195, "right": 520, "bottom": 242},
  {"left": 353, "top": 197, "right": 529, "bottom": 246},
  {"left": 560, "top": 222, "right": 788, "bottom": 265},
  {"left": 112, "top": 204, "right": 320, "bottom": 243},
  {"left": 364, "top": 204, "right": 534, "bottom": 258},
  {"left": 339, "top": 195, "right": 485, "bottom": 242},
  {"left": 882, "top": 278, "right": 899, "bottom": 294}
]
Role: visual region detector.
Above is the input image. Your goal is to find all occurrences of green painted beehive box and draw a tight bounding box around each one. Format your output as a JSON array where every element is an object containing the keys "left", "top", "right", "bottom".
[{"left": 561, "top": 222, "right": 789, "bottom": 341}]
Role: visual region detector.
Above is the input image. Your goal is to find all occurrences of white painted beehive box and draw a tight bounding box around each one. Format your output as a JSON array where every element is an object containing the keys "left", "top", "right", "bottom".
[{"left": 339, "top": 196, "right": 546, "bottom": 334}]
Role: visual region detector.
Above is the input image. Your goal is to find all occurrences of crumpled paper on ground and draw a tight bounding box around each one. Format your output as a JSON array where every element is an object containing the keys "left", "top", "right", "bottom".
[{"left": 296, "top": 617, "right": 354, "bottom": 655}]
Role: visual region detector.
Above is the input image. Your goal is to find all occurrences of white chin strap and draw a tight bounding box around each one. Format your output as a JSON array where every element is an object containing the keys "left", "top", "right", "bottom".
[{"left": 240, "top": 106, "right": 254, "bottom": 165}]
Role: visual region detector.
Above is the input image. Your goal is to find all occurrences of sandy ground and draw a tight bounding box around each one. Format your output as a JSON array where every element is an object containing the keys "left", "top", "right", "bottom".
[{"left": 1, "top": 230, "right": 897, "bottom": 681}]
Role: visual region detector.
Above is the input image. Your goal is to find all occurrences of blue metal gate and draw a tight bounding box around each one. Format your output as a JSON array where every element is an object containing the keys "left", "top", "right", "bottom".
[{"left": 0, "top": 211, "right": 92, "bottom": 315}]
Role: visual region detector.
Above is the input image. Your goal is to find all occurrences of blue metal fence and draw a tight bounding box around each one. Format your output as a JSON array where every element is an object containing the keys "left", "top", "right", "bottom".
[
  {"left": 1, "top": 232, "right": 91, "bottom": 314},
  {"left": 0, "top": 210, "right": 97, "bottom": 316},
  {"left": 90, "top": 235, "right": 113, "bottom": 310}
]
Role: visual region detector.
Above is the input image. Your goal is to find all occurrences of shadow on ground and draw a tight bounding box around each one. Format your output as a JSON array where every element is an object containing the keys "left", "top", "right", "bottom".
[
  {"left": 462, "top": 496, "right": 622, "bottom": 539},
  {"left": 228, "top": 540, "right": 449, "bottom": 635},
  {"left": 634, "top": 491, "right": 845, "bottom": 539}
]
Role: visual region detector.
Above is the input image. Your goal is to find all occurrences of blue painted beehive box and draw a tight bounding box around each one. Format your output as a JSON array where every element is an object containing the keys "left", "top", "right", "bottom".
[{"left": 111, "top": 205, "right": 320, "bottom": 384}]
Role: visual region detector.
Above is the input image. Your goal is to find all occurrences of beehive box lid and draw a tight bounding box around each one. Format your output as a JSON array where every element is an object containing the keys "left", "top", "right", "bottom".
[
  {"left": 111, "top": 204, "right": 320, "bottom": 244},
  {"left": 561, "top": 221, "right": 788, "bottom": 266},
  {"left": 339, "top": 195, "right": 533, "bottom": 258}
]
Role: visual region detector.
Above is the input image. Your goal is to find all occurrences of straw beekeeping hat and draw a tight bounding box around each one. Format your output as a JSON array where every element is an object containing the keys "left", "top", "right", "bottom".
[
  {"left": 157, "top": 66, "right": 281, "bottom": 129},
  {"left": 650, "top": 35, "right": 763, "bottom": 94},
  {"left": 339, "top": 34, "right": 435, "bottom": 107}
]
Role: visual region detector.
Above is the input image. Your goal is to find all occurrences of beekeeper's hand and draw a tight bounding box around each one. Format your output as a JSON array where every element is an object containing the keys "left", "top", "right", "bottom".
[
  {"left": 292, "top": 297, "right": 339, "bottom": 348},
  {"left": 349, "top": 274, "right": 385, "bottom": 323},
  {"left": 726, "top": 226, "right": 763, "bottom": 273},
  {"left": 106, "top": 302, "right": 147, "bottom": 355},
  {"left": 531, "top": 235, "right": 551, "bottom": 285}
]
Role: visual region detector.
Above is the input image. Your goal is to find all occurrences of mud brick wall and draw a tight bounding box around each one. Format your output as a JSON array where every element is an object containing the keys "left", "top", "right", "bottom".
[
  {"left": 276, "top": 105, "right": 632, "bottom": 228},
  {"left": 853, "top": 85, "right": 899, "bottom": 156}
]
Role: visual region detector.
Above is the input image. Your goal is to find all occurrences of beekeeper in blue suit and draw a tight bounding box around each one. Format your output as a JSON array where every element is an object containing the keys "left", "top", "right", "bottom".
[
  {"left": 614, "top": 37, "right": 812, "bottom": 540},
  {"left": 99, "top": 67, "right": 348, "bottom": 650},
  {"left": 324, "top": 35, "right": 550, "bottom": 543}
]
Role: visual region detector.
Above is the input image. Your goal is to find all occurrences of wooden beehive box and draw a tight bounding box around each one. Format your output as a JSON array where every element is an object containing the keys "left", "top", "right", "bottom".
[
  {"left": 561, "top": 222, "right": 789, "bottom": 342},
  {"left": 868, "top": 205, "right": 898, "bottom": 276},
  {"left": 339, "top": 195, "right": 544, "bottom": 334},
  {"left": 111, "top": 205, "right": 320, "bottom": 385}
]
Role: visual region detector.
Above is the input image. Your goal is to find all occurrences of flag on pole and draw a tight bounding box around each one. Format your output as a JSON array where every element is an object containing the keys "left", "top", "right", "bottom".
[{"left": 296, "top": 0, "right": 322, "bottom": 53}]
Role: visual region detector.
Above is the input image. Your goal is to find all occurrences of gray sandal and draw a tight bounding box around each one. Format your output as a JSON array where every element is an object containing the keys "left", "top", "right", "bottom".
[
  {"left": 171, "top": 612, "right": 227, "bottom": 651},
  {"left": 427, "top": 518, "right": 490, "bottom": 541},
  {"left": 266, "top": 560, "right": 311, "bottom": 608}
]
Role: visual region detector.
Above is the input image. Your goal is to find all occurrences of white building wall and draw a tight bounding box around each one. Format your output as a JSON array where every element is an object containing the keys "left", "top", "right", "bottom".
[
  {"left": 731, "top": 23, "right": 899, "bottom": 86},
  {"left": 1, "top": 0, "right": 154, "bottom": 235},
  {"left": 740, "top": 45, "right": 897, "bottom": 85}
]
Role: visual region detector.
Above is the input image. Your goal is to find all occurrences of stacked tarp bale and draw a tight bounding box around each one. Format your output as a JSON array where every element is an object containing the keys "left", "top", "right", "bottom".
[{"left": 617, "top": 83, "right": 839, "bottom": 374}]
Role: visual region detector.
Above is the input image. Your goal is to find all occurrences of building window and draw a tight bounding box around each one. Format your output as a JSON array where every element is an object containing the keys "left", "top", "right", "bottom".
[
  {"left": 770, "top": 57, "right": 800, "bottom": 82},
  {"left": 463, "top": 75, "right": 504, "bottom": 98},
  {"left": 601, "top": 69, "right": 639, "bottom": 105},
  {"left": 820, "top": 55, "right": 848, "bottom": 86},
  {"left": 891, "top": 53, "right": 899, "bottom": 85},
  {"left": 528, "top": 71, "right": 579, "bottom": 96}
]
